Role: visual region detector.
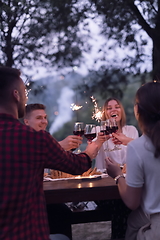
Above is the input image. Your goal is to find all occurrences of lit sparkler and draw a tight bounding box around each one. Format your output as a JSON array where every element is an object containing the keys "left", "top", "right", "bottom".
[
  {"left": 25, "top": 88, "right": 31, "bottom": 99},
  {"left": 91, "top": 96, "right": 103, "bottom": 122},
  {"left": 70, "top": 103, "right": 83, "bottom": 111},
  {"left": 25, "top": 79, "right": 31, "bottom": 99}
]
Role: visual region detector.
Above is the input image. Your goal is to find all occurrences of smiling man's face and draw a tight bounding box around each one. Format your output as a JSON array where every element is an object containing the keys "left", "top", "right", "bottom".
[{"left": 24, "top": 109, "right": 48, "bottom": 131}]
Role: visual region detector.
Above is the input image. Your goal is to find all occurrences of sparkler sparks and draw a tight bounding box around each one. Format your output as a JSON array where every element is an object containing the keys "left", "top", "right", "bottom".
[
  {"left": 25, "top": 88, "right": 31, "bottom": 98},
  {"left": 91, "top": 96, "right": 103, "bottom": 122},
  {"left": 70, "top": 103, "right": 83, "bottom": 111},
  {"left": 25, "top": 79, "right": 31, "bottom": 99}
]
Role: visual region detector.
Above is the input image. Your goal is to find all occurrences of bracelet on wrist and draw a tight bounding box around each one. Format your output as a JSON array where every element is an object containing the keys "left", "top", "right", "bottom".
[{"left": 114, "top": 174, "right": 125, "bottom": 184}]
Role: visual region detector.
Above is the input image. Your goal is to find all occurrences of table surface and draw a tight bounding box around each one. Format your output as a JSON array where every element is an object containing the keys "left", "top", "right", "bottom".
[{"left": 43, "top": 176, "right": 120, "bottom": 204}]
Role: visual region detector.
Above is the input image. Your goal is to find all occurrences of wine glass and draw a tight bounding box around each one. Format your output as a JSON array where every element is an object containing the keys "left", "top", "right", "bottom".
[
  {"left": 84, "top": 124, "right": 96, "bottom": 142},
  {"left": 100, "top": 120, "right": 110, "bottom": 151},
  {"left": 109, "top": 118, "right": 121, "bottom": 151},
  {"left": 100, "top": 121, "right": 107, "bottom": 135},
  {"left": 73, "top": 122, "right": 84, "bottom": 153}
]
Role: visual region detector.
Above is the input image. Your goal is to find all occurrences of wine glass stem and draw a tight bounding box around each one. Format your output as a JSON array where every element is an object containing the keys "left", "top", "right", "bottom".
[{"left": 76, "top": 143, "right": 81, "bottom": 153}]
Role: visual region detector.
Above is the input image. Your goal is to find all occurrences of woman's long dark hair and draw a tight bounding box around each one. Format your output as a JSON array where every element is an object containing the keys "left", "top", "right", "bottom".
[{"left": 136, "top": 81, "right": 160, "bottom": 158}]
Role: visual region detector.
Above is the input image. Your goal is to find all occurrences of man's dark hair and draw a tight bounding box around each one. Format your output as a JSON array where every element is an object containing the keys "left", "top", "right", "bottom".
[
  {"left": 25, "top": 103, "right": 46, "bottom": 117},
  {"left": 0, "top": 67, "right": 21, "bottom": 102}
]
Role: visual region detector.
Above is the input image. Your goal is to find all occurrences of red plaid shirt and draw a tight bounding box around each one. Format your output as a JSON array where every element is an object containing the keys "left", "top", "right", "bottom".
[{"left": 0, "top": 114, "right": 91, "bottom": 240}]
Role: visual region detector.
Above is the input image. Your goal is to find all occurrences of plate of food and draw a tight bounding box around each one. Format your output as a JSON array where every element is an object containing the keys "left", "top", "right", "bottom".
[{"left": 43, "top": 167, "right": 108, "bottom": 181}]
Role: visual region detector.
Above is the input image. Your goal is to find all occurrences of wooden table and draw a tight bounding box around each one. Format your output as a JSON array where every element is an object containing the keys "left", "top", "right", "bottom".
[
  {"left": 43, "top": 176, "right": 120, "bottom": 204},
  {"left": 44, "top": 176, "right": 127, "bottom": 240}
]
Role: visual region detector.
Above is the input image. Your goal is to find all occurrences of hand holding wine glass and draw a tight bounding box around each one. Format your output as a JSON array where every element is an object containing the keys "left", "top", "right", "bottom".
[
  {"left": 100, "top": 120, "right": 110, "bottom": 151},
  {"left": 73, "top": 122, "right": 84, "bottom": 153},
  {"left": 100, "top": 121, "right": 108, "bottom": 135},
  {"left": 109, "top": 118, "right": 121, "bottom": 151},
  {"left": 59, "top": 135, "right": 83, "bottom": 151},
  {"left": 84, "top": 124, "right": 96, "bottom": 143}
]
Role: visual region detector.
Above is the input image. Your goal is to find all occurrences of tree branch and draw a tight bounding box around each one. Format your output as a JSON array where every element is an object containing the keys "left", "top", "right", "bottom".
[{"left": 126, "top": 0, "right": 154, "bottom": 39}]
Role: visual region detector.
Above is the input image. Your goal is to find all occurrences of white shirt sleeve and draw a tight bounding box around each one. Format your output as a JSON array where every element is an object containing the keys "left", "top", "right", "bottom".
[{"left": 126, "top": 141, "right": 144, "bottom": 188}]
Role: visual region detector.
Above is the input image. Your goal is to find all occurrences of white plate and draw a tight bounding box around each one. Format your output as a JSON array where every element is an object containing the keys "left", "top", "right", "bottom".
[{"left": 43, "top": 173, "right": 108, "bottom": 182}]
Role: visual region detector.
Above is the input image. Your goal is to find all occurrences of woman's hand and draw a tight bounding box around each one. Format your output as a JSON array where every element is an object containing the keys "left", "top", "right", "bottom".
[
  {"left": 95, "top": 132, "right": 110, "bottom": 149},
  {"left": 105, "top": 157, "right": 122, "bottom": 179},
  {"left": 106, "top": 158, "right": 142, "bottom": 210},
  {"left": 112, "top": 132, "right": 134, "bottom": 146}
]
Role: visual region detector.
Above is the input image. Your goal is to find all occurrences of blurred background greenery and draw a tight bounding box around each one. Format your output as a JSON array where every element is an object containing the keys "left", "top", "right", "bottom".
[
  {"left": 1, "top": 0, "right": 158, "bottom": 141},
  {"left": 26, "top": 71, "right": 151, "bottom": 141}
]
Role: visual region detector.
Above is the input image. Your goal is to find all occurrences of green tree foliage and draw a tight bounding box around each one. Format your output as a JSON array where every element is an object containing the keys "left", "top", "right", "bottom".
[
  {"left": 91, "top": 0, "right": 160, "bottom": 80},
  {"left": 1, "top": 0, "right": 159, "bottom": 80},
  {"left": 75, "top": 67, "right": 129, "bottom": 100},
  {"left": 0, "top": 0, "right": 91, "bottom": 70}
]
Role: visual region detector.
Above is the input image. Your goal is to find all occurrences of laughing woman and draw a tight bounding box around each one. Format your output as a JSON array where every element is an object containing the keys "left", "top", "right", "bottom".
[
  {"left": 95, "top": 97, "right": 139, "bottom": 170},
  {"left": 94, "top": 97, "right": 139, "bottom": 239}
]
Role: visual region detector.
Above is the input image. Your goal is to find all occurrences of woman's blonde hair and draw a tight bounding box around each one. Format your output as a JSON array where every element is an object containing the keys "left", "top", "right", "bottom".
[{"left": 101, "top": 97, "right": 126, "bottom": 128}]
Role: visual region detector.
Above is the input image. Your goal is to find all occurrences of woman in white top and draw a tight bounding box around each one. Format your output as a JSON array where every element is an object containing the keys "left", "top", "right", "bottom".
[
  {"left": 94, "top": 97, "right": 138, "bottom": 239},
  {"left": 106, "top": 81, "right": 160, "bottom": 240},
  {"left": 95, "top": 97, "right": 139, "bottom": 169}
]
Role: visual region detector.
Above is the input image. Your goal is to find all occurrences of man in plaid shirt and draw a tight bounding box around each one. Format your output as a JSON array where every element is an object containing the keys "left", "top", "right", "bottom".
[
  {"left": 23, "top": 103, "right": 81, "bottom": 239},
  {"left": 0, "top": 67, "right": 98, "bottom": 240}
]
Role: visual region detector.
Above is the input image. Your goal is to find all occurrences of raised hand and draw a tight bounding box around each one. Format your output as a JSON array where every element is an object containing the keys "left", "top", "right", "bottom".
[
  {"left": 59, "top": 135, "right": 82, "bottom": 151},
  {"left": 83, "top": 141, "right": 99, "bottom": 160},
  {"left": 95, "top": 132, "right": 110, "bottom": 148},
  {"left": 112, "top": 132, "right": 133, "bottom": 145}
]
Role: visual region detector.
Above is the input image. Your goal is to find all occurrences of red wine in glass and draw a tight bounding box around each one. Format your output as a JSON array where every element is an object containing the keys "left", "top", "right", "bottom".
[
  {"left": 109, "top": 119, "right": 121, "bottom": 151},
  {"left": 106, "top": 126, "right": 112, "bottom": 134},
  {"left": 112, "top": 126, "right": 118, "bottom": 133},
  {"left": 84, "top": 124, "right": 96, "bottom": 143},
  {"left": 73, "top": 130, "right": 84, "bottom": 136},
  {"left": 100, "top": 129, "right": 107, "bottom": 135},
  {"left": 108, "top": 126, "right": 118, "bottom": 133},
  {"left": 99, "top": 120, "right": 110, "bottom": 152},
  {"left": 72, "top": 130, "right": 84, "bottom": 151},
  {"left": 100, "top": 121, "right": 110, "bottom": 136},
  {"left": 73, "top": 122, "right": 84, "bottom": 153},
  {"left": 84, "top": 133, "right": 96, "bottom": 142}
]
